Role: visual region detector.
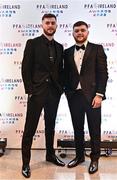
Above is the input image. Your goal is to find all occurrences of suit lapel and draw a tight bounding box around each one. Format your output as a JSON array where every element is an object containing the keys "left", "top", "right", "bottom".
[
  {"left": 82, "top": 42, "right": 92, "bottom": 64},
  {"left": 39, "top": 36, "right": 53, "bottom": 71},
  {"left": 68, "top": 45, "right": 78, "bottom": 72},
  {"left": 54, "top": 42, "right": 60, "bottom": 66},
  {"left": 80, "top": 42, "right": 92, "bottom": 73}
]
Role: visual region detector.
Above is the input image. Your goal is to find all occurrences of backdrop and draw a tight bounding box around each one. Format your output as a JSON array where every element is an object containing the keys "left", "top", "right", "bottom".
[{"left": 0, "top": 0, "right": 117, "bottom": 148}]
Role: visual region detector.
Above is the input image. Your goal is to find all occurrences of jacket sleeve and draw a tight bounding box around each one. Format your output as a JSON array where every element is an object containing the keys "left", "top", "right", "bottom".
[
  {"left": 21, "top": 39, "right": 34, "bottom": 94},
  {"left": 96, "top": 45, "right": 108, "bottom": 95}
]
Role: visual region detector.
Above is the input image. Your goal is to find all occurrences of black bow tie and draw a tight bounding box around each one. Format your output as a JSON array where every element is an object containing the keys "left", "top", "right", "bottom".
[{"left": 76, "top": 44, "right": 85, "bottom": 51}]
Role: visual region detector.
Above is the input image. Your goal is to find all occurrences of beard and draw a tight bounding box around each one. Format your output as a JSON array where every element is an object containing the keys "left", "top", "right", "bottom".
[
  {"left": 74, "top": 36, "right": 87, "bottom": 44},
  {"left": 43, "top": 29, "right": 56, "bottom": 36}
]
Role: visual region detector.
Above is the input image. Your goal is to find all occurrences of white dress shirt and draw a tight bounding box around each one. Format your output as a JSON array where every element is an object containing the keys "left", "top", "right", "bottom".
[{"left": 74, "top": 41, "right": 87, "bottom": 90}]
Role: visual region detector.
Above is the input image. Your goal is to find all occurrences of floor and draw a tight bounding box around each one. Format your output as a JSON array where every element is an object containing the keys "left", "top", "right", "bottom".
[{"left": 0, "top": 149, "right": 117, "bottom": 180}]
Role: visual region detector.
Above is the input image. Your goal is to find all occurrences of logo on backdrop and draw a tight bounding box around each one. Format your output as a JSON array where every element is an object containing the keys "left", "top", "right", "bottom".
[
  {"left": 101, "top": 42, "right": 115, "bottom": 52},
  {"left": 13, "top": 24, "right": 41, "bottom": 37},
  {"left": 56, "top": 129, "right": 90, "bottom": 139},
  {"left": 14, "top": 61, "right": 22, "bottom": 69},
  {"left": 106, "top": 96, "right": 113, "bottom": 101},
  {"left": 59, "top": 23, "right": 72, "bottom": 36},
  {"left": 94, "top": 42, "right": 115, "bottom": 52},
  {"left": 107, "top": 77, "right": 113, "bottom": 84},
  {"left": 0, "top": 4, "right": 20, "bottom": 17},
  {"left": 0, "top": 42, "right": 21, "bottom": 55},
  {"left": 84, "top": 3, "right": 116, "bottom": 16},
  {"left": 0, "top": 78, "right": 22, "bottom": 91},
  {"left": 16, "top": 129, "right": 45, "bottom": 140},
  {"left": 58, "top": 23, "right": 90, "bottom": 40},
  {"left": 108, "top": 59, "right": 117, "bottom": 72},
  {"left": 36, "top": 4, "right": 68, "bottom": 17},
  {"left": 0, "top": 112, "right": 23, "bottom": 124},
  {"left": 102, "top": 113, "right": 112, "bottom": 122},
  {"left": 103, "top": 130, "right": 117, "bottom": 140},
  {"left": 62, "top": 43, "right": 68, "bottom": 48},
  {"left": 107, "top": 23, "right": 117, "bottom": 36},
  {"left": 15, "top": 95, "right": 27, "bottom": 107},
  {"left": 57, "top": 129, "right": 74, "bottom": 139}
]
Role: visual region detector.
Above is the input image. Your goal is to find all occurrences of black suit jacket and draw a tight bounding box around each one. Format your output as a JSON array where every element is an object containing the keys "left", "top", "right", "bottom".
[
  {"left": 22, "top": 35, "right": 64, "bottom": 95},
  {"left": 64, "top": 42, "right": 108, "bottom": 103}
]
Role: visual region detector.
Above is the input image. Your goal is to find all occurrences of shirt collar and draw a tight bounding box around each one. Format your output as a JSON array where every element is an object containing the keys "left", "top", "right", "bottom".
[
  {"left": 42, "top": 34, "right": 54, "bottom": 45},
  {"left": 76, "top": 40, "right": 88, "bottom": 48}
]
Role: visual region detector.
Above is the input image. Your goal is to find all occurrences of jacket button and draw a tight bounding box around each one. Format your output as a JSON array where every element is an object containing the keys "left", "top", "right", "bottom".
[{"left": 46, "top": 79, "right": 49, "bottom": 82}]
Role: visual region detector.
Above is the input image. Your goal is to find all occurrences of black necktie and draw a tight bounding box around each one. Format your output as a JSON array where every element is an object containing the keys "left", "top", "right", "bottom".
[
  {"left": 48, "top": 40, "right": 55, "bottom": 64},
  {"left": 76, "top": 44, "right": 85, "bottom": 51}
]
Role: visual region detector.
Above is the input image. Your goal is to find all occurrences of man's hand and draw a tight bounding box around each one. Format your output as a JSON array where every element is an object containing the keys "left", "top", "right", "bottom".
[{"left": 92, "top": 95, "right": 102, "bottom": 108}]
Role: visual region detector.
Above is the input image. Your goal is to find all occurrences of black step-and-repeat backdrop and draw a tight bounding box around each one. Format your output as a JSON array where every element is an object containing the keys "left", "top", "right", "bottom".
[{"left": 0, "top": 0, "right": 117, "bottom": 148}]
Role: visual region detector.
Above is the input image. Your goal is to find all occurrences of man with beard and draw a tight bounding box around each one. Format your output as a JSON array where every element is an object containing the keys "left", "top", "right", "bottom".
[
  {"left": 64, "top": 21, "right": 108, "bottom": 174},
  {"left": 21, "top": 13, "right": 65, "bottom": 178}
]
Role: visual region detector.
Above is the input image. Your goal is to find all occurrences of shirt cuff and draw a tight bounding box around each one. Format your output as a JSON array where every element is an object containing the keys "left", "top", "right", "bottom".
[{"left": 96, "top": 93, "right": 104, "bottom": 97}]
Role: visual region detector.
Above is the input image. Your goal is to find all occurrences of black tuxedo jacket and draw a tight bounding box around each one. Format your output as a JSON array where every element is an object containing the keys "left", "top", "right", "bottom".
[
  {"left": 64, "top": 42, "right": 108, "bottom": 103},
  {"left": 22, "top": 35, "right": 64, "bottom": 95}
]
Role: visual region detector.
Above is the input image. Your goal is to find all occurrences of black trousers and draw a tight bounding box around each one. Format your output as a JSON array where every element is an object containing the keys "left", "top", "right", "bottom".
[
  {"left": 66, "top": 90, "right": 101, "bottom": 160},
  {"left": 22, "top": 84, "right": 61, "bottom": 166}
]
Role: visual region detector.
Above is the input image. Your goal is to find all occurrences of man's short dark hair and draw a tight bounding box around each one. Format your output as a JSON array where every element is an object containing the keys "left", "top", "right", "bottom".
[
  {"left": 73, "top": 21, "right": 88, "bottom": 29},
  {"left": 42, "top": 13, "right": 57, "bottom": 21}
]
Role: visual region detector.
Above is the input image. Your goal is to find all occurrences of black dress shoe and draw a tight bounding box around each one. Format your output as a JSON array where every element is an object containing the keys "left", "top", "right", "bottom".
[
  {"left": 88, "top": 160, "right": 98, "bottom": 174},
  {"left": 46, "top": 154, "right": 65, "bottom": 166},
  {"left": 67, "top": 157, "right": 85, "bottom": 168},
  {"left": 22, "top": 165, "right": 31, "bottom": 178}
]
